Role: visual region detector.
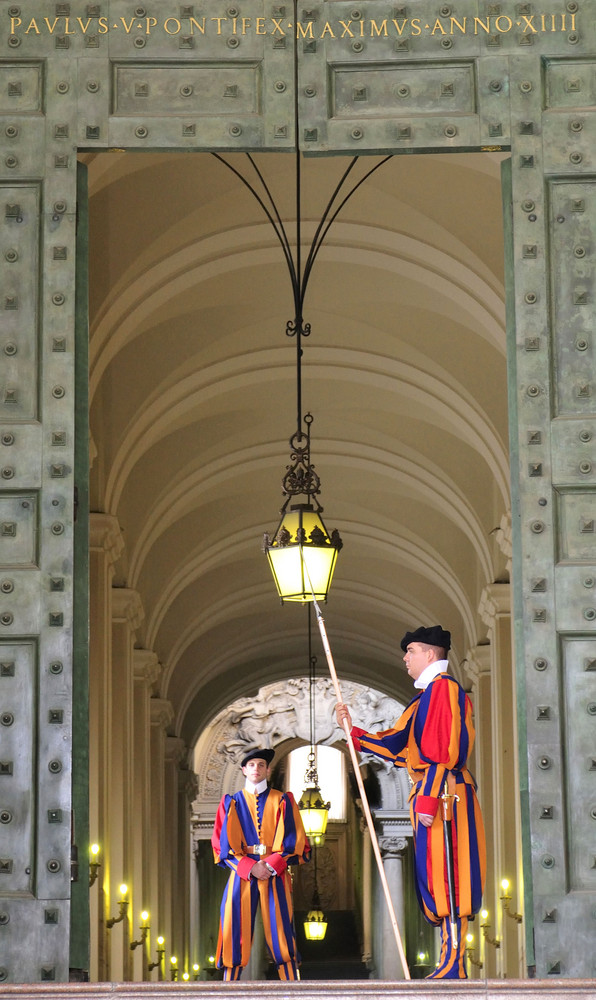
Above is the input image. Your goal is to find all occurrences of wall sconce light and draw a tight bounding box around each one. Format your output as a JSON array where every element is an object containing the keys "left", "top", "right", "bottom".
[
  {"left": 192, "top": 963, "right": 200, "bottom": 981},
  {"left": 130, "top": 910, "right": 150, "bottom": 951},
  {"left": 480, "top": 908, "right": 501, "bottom": 948},
  {"left": 205, "top": 937, "right": 217, "bottom": 976},
  {"left": 181, "top": 972, "right": 190, "bottom": 982},
  {"left": 170, "top": 956, "right": 178, "bottom": 982},
  {"left": 106, "top": 884, "right": 129, "bottom": 928},
  {"left": 500, "top": 878, "right": 523, "bottom": 923},
  {"left": 89, "top": 843, "right": 101, "bottom": 887},
  {"left": 148, "top": 935, "right": 165, "bottom": 972},
  {"left": 465, "top": 932, "right": 483, "bottom": 971}
]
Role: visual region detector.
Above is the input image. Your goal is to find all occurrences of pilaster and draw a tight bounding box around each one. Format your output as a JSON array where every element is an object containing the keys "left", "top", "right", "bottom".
[
  {"left": 478, "top": 582, "right": 524, "bottom": 978},
  {"left": 88, "top": 513, "right": 125, "bottom": 982},
  {"left": 109, "top": 589, "right": 145, "bottom": 981}
]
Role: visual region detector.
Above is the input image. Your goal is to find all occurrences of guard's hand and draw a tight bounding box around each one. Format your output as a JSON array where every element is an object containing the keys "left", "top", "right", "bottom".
[
  {"left": 250, "top": 860, "right": 273, "bottom": 880},
  {"left": 418, "top": 812, "right": 434, "bottom": 828},
  {"left": 335, "top": 703, "right": 352, "bottom": 730}
]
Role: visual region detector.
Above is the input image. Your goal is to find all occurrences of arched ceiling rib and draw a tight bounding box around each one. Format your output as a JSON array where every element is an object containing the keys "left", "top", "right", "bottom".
[{"left": 87, "top": 150, "right": 510, "bottom": 744}]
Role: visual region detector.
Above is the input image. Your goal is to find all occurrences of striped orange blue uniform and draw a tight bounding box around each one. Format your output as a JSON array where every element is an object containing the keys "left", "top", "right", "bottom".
[
  {"left": 351, "top": 672, "right": 486, "bottom": 978},
  {"left": 212, "top": 787, "right": 310, "bottom": 980}
]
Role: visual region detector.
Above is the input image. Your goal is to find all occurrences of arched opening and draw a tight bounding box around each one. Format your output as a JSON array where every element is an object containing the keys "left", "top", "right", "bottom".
[{"left": 85, "top": 149, "right": 520, "bottom": 981}]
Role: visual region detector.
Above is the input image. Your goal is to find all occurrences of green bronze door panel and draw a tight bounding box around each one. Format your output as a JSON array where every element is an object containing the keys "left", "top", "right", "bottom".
[
  {"left": 506, "top": 47, "right": 596, "bottom": 976},
  {"left": 1, "top": 0, "right": 596, "bottom": 982},
  {"left": 1, "top": 48, "right": 77, "bottom": 984}
]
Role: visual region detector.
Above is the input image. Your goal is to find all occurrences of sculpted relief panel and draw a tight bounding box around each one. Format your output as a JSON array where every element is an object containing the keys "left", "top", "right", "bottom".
[{"left": 193, "top": 677, "right": 409, "bottom": 812}]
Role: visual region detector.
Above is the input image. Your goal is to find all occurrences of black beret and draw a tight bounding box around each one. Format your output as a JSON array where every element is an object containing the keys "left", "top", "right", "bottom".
[
  {"left": 240, "top": 748, "right": 275, "bottom": 768},
  {"left": 400, "top": 625, "right": 451, "bottom": 653}
]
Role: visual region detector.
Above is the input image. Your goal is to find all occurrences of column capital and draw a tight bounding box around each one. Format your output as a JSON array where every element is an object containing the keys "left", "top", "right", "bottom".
[
  {"left": 179, "top": 768, "right": 199, "bottom": 802},
  {"left": 133, "top": 648, "right": 161, "bottom": 687},
  {"left": 112, "top": 587, "right": 144, "bottom": 631},
  {"left": 464, "top": 642, "right": 492, "bottom": 684},
  {"left": 378, "top": 835, "right": 408, "bottom": 859},
  {"left": 89, "top": 512, "right": 124, "bottom": 564},
  {"left": 496, "top": 509, "right": 512, "bottom": 563},
  {"left": 150, "top": 698, "right": 174, "bottom": 731},
  {"left": 165, "top": 735, "right": 188, "bottom": 766},
  {"left": 479, "top": 582, "right": 511, "bottom": 630}
]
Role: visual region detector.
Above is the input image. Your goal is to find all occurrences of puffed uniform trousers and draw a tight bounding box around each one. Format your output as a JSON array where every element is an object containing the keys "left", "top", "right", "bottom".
[{"left": 217, "top": 867, "right": 299, "bottom": 981}]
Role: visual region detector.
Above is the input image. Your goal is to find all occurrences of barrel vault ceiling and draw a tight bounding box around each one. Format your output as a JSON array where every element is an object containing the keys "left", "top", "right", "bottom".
[{"left": 84, "top": 149, "right": 510, "bottom": 750}]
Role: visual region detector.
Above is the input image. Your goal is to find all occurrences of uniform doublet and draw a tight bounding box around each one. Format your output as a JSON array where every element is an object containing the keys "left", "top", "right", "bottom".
[
  {"left": 212, "top": 786, "right": 310, "bottom": 979},
  {"left": 351, "top": 671, "right": 486, "bottom": 979}
]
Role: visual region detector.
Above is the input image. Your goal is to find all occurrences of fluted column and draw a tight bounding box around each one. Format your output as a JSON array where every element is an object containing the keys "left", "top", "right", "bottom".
[
  {"left": 479, "top": 582, "right": 524, "bottom": 978},
  {"left": 465, "top": 642, "right": 494, "bottom": 977},
  {"left": 109, "top": 588, "right": 144, "bottom": 982},
  {"left": 177, "top": 766, "right": 200, "bottom": 975},
  {"left": 164, "top": 736, "right": 188, "bottom": 968},
  {"left": 89, "top": 513, "right": 124, "bottom": 982},
  {"left": 131, "top": 650, "right": 161, "bottom": 981},
  {"left": 149, "top": 699, "right": 174, "bottom": 978},
  {"left": 377, "top": 835, "right": 408, "bottom": 979}
]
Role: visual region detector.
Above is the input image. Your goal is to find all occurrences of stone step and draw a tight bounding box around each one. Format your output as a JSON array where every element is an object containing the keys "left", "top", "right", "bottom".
[{"left": 2, "top": 981, "right": 596, "bottom": 1000}]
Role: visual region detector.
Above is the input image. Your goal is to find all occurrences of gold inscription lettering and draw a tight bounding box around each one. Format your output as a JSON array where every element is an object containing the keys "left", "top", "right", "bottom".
[
  {"left": 10, "top": 16, "right": 22, "bottom": 31},
  {"left": 164, "top": 17, "right": 181, "bottom": 33},
  {"left": 271, "top": 17, "right": 285, "bottom": 34},
  {"left": 188, "top": 17, "right": 206, "bottom": 33},
  {"left": 63, "top": 17, "right": 76, "bottom": 33},
  {"left": 339, "top": 19, "right": 354, "bottom": 35},
  {"left": 211, "top": 17, "right": 227, "bottom": 32},
  {"left": 145, "top": 17, "right": 158, "bottom": 32},
  {"left": 392, "top": 18, "right": 408, "bottom": 34},
  {"left": 411, "top": 17, "right": 422, "bottom": 34},
  {"left": 24, "top": 18, "right": 40, "bottom": 33},
  {"left": 98, "top": 16, "right": 108, "bottom": 32},
  {"left": 495, "top": 15, "right": 512, "bottom": 31},
  {"left": 241, "top": 17, "right": 251, "bottom": 33},
  {"left": 431, "top": 17, "right": 447, "bottom": 32},
  {"left": 450, "top": 16, "right": 466, "bottom": 32},
  {"left": 474, "top": 16, "right": 490, "bottom": 32},
  {"left": 520, "top": 14, "right": 537, "bottom": 31},
  {"left": 119, "top": 16, "right": 136, "bottom": 32},
  {"left": 44, "top": 17, "right": 60, "bottom": 32},
  {"left": 296, "top": 21, "right": 314, "bottom": 37},
  {"left": 256, "top": 17, "right": 266, "bottom": 33},
  {"left": 77, "top": 17, "right": 93, "bottom": 32},
  {"left": 370, "top": 19, "right": 388, "bottom": 35},
  {"left": 320, "top": 21, "right": 335, "bottom": 36}
]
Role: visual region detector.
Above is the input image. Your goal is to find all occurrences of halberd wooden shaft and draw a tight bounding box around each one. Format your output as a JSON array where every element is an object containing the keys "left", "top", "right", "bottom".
[{"left": 311, "top": 596, "right": 411, "bottom": 980}]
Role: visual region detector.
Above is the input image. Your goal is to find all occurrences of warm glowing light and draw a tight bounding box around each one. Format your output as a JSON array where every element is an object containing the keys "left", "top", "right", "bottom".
[
  {"left": 501, "top": 878, "right": 510, "bottom": 892},
  {"left": 170, "top": 956, "right": 177, "bottom": 967},
  {"left": 140, "top": 910, "right": 149, "bottom": 923},
  {"left": 417, "top": 952, "right": 426, "bottom": 962},
  {"left": 303, "top": 909, "right": 328, "bottom": 941},
  {"left": 298, "top": 784, "right": 330, "bottom": 840},
  {"left": 192, "top": 964, "right": 200, "bottom": 972},
  {"left": 208, "top": 954, "right": 215, "bottom": 965},
  {"left": 119, "top": 884, "right": 128, "bottom": 898},
  {"left": 466, "top": 933, "right": 474, "bottom": 944},
  {"left": 481, "top": 909, "right": 489, "bottom": 920},
  {"left": 182, "top": 973, "right": 189, "bottom": 981},
  {"left": 90, "top": 843, "right": 100, "bottom": 857},
  {"left": 265, "top": 505, "right": 341, "bottom": 604},
  {"left": 157, "top": 936, "right": 165, "bottom": 946}
]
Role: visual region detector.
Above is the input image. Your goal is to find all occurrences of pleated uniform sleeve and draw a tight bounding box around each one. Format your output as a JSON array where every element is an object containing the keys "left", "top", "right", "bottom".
[
  {"left": 412, "top": 674, "right": 474, "bottom": 817},
  {"left": 212, "top": 794, "right": 252, "bottom": 875},
  {"left": 349, "top": 698, "right": 418, "bottom": 764},
  {"left": 265, "top": 790, "right": 311, "bottom": 876}
]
